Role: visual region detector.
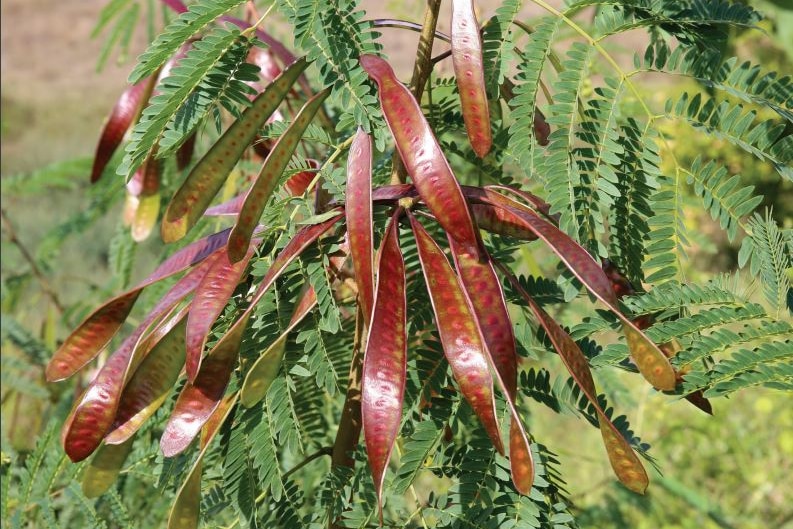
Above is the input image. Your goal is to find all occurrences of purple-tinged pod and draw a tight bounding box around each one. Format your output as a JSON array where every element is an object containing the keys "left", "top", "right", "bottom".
[
  {"left": 160, "top": 214, "right": 343, "bottom": 455},
  {"left": 451, "top": 0, "right": 492, "bottom": 158},
  {"left": 362, "top": 211, "right": 407, "bottom": 519},
  {"left": 409, "top": 213, "right": 503, "bottom": 454},
  {"left": 162, "top": 57, "right": 310, "bottom": 243},
  {"left": 498, "top": 262, "right": 649, "bottom": 494},
  {"left": 227, "top": 87, "right": 331, "bottom": 262},
  {"left": 186, "top": 244, "right": 256, "bottom": 381},
  {"left": 479, "top": 191, "right": 676, "bottom": 391},
  {"left": 471, "top": 204, "right": 539, "bottom": 241},
  {"left": 167, "top": 394, "right": 237, "bottom": 529},
  {"left": 61, "top": 255, "right": 217, "bottom": 462},
  {"left": 46, "top": 229, "right": 230, "bottom": 382},
  {"left": 105, "top": 307, "right": 189, "bottom": 445},
  {"left": 91, "top": 78, "right": 153, "bottom": 183},
  {"left": 346, "top": 128, "right": 375, "bottom": 323},
  {"left": 448, "top": 239, "right": 533, "bottom": 493},
  {"left": 360, "top": 55, "right": 481, "bottom": 257}
]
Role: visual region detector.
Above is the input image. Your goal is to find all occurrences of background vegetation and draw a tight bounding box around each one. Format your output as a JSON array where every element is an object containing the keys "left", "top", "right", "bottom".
[{"left": 1, "top": 0, "right": 791, "bottom": 528}]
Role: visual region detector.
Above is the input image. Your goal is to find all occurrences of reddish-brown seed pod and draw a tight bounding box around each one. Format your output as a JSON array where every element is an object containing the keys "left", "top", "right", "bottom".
[
  {"left": 533, "top": 109, "right": 551, "bottom": 146},
  {"left": 346, "top": 128, "right": 375, "bottom": 323},
  {"left": 61, "top": 256, "right": 217, "bottom": 462},
  {"left": 176, "top": 132, "right": 197, "bottom": 172},
  {"left": 91, "top": 79, "right": 151, "bottom": 183},
  {"left": 451, "top": 0, "right": 492, "bottom": 158},
  {"left": 167, "top": 394, "right": 237, "bottom": 529},
  {"left": 471, "top": 203, "right": 539, "bottom": 241},
  {"left": 359, "top": 54, "right": 481, "bottom": 257},
  {"left": 409, "top": 214, "right": 503, "bottom": 454},
  {"left": 498, "top": 262, "right": 649, "bottom": 494},
  {"left": 81, "top": 435, "right": 136, "bottom": 498},
  {"left": 362, "top": 211, "right": 407, "bottom": 518},
  {"left": 448, "top": 240, "right": 534, "bottom": 492},
  {"left": 185, "top": 244, "right": 256, "bottom": 381},
  {"left": 105, "top": 307, "right": 189, "bottom": 445},
  {"left": 478, "top": 191, "right": 676, "bottom": 391},
  {"left": 284, "top": 159, "right": 320, "bottom": 197},
  {"left": 227, "top": 87, "right": 331, "bottom": 262},
  {"left": 45, "top": 228, "right": 231, "bottom": 382},
  {"left": 160, "top": 214, "right": 343, "bottom": 455}
]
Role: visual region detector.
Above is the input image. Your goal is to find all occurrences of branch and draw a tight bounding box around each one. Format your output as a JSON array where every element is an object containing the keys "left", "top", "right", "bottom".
[{"left": 1, "top": 208, "right": 64, "bottom": 313}]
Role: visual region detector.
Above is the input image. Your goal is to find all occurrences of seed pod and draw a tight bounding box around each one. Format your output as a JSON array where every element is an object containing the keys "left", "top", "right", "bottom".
[
  {"left": 81, "top": 435, "right": 136, "bottom": 498},
  {"left": 478, "top": 191, "right": 676, "bottom": 391},
  {"left": 91, "top": 79, "right": 152, "bottom": 183},
  {"left": 132, "top": 193, "right": 161, "bottom": 242},
  {"left": 471, "top": 203, "right": 539, "bottom": 241},
  {"left": 105, "top": 308, "right": 189, "bottom": 445},
  {"left": 360, "top": 55, "right": 481, "bottom": 257},
  {"left": 240, "top": 287, "right": 317, "bottom": 407},
  {"left": 167, "top": 394, "right": 237, "bottom": 529},
  {"left": 228, "top": 87, "right": 331, "bottom": 262},
  {"left": 362, "top": 211, "right": 407, "bottom": 519},
  {"left": 533, "top": 109, "right": 551, "bottom": 146},
  {"left": 186, "top": 244, "right": 256, "bottom": 381},
  {"left": 61, "top": 256, "right": 217, "bottom": 462},
  {"left": 451, "top": 0, "right": 492, "bottom": 158},
  {"left": 449, "top": 239, "right": 533, "bottom": 492},
  {"left": 162, "top": 57, "right": 310, "bottom": 243},
  {"left": 284, "top": 159, "right": 320, "bottom": 196},
  {"left": 46, "top": 228, "right": 230, "bottom": 382},
  {"left": 409, "top": 214, "right": 503, "bottom": 454},
  {"left": 499, "top": 262, "right": 649, "bottom": 494},
  {"left": 176, "top": 132, "right": 197, "bottom": 172},
  {"left": 346, "top": 128, "right": 375, "bottom": 323},
  {"left": 161, "top": 214, "right": 343, "bottom": 455}
]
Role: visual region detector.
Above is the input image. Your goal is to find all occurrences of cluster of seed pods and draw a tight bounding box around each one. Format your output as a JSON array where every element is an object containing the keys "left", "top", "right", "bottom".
[{"left": 58, "top": 1, "right": 697, "bottom": 524}]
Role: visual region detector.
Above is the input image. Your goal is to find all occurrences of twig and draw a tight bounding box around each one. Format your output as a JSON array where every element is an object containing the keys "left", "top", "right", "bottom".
[{"left": 1, "top": 208, "right": 64, "bottom": 313}]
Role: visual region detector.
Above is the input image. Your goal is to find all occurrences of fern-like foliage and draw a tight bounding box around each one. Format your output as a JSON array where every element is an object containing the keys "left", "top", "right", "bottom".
[
  {"left": 119, "top": 28, "right": 256, "bottom": 177},
  {"left": 740, "top": 210, "right": 793, "bottom": 315},
  {"left": 129, "top": 0, "right": 246, "bottom": 83},
  {"left": 482, "top": 0, "right": 522, "bottom": 99}
]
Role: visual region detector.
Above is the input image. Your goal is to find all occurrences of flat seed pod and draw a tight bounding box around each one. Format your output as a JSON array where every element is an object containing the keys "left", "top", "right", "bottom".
[
  {"left": 167, "top": 394, "right": 237, "bottom": 529},
  {"left": 240, "top": 287, "right": 317, "bottom": 407},
  {"left": 204, "top": 193, "right": 246, "bottom": 217},
  {"left": 449, "top": 240, "right": 533, "bottom": 492},
  {"left": 61, "top": 256, "right": 217, "bottom": 462},
  {"left": 500, "top": 263, "right": 649, "bottom": 494},
  {"left": 46, "top": 228, "right": 230, "bottom": 382},
  {"left": 105, "top": 307, "right": 189, "bottom": 445},
  {"left": 284, "top": 159, "right": 320, "bottom": 197},
  {"left": 360, "top": 55, "right": 480, "bottom": 257},
  {"left": 81, "top": 435, "right": 136, "bottom": 498},
  {"left": 160, "top": 214, "right": 342, "bottom": 455},
  {"left": 228, "top": 87, "right": 331, "bottom": 262},
  {"left": 176, "top": 132, "right": 197, "bottom": 171},
  {"left": 533, "top": 109, "right": 551, "bottom": 146},
  {"left": 362, "top": 211, "right": 407, "bottom": 518},
  {"left": 132, "top": 193, "right": 161, "bottom": 242},
  {"left": 409, "top": 214, "right": 503, "bottom": 454},
  {"left": 471, "top": 203, "right": 539, "bottom": 241},
  {"left": 186, "top": 244, "right": 256, "bottom": 381},
  {"left": 162, "top": 57, "right": 310, "bottom": 243},
  {"left": 346, "top": 128, "right": 375, "bottom": 323},
  {"left": 451, "top": 0, "right": 492, "bottom": 158},
  {"left": 91, "top": 79, "right": 152, "bottom": 183},
  {"left": 479, "top": 192, "right": 676, "bottom": 391}
]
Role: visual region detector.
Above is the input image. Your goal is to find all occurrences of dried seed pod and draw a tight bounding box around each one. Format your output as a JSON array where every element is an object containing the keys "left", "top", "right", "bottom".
[
  {"left": 346, "top": 128, "right": 375, "bottom": 323},
  {"left": 362, "top": 211, "right": 407, "bottom": 518},
  {"left": 162, "top": 57, "right": 310, "bottom": 243},
  {"left": 451, "top": 0, "right": 492, "bottom": 157},
  {"left": 360, "top": 54, "right": 481, "bottom": 257},
  {"left": 227, "top": 87, "right": 331, "bottom": 262}
]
